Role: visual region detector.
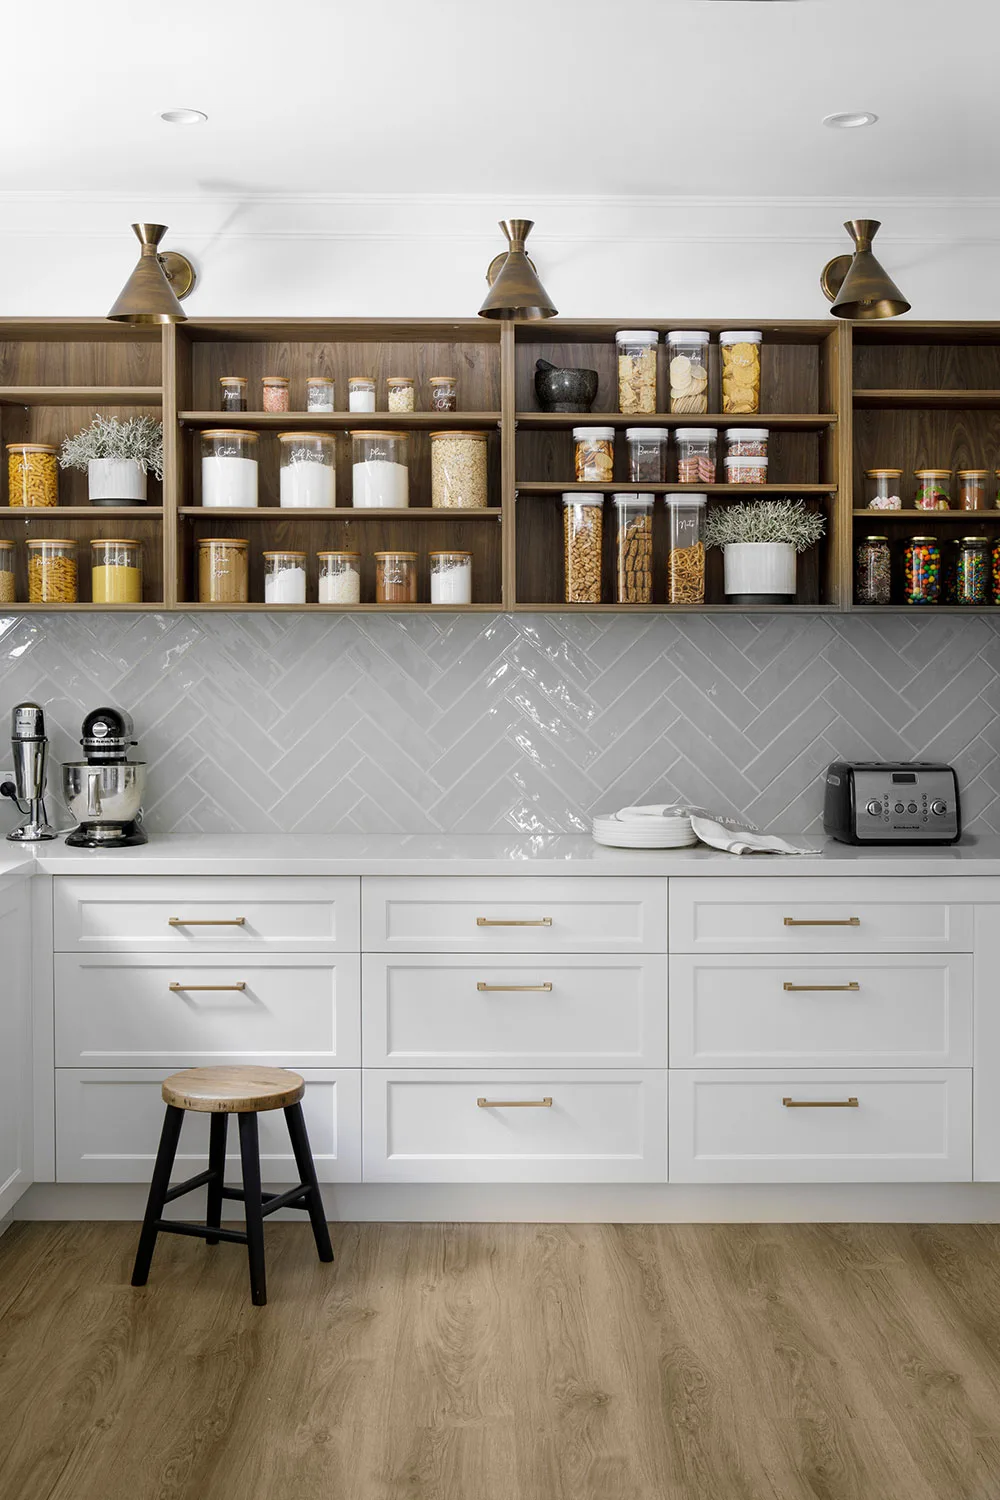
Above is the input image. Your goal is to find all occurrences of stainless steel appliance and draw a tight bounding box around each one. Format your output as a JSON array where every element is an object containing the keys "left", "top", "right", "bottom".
[
  {"left": 1, "top": 702, "right": 57, "bottom": 842},
  {"left": 62, "top": 707, "right": 147, "bottom": 848},
  {"left": 823, "top": 761, "right": 961, "bottom": 846}
]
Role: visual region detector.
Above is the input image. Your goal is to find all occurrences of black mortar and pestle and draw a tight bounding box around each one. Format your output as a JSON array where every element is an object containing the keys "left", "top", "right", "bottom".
[{"left": 534, "top": 358, "right": 599, "bottom": 413}]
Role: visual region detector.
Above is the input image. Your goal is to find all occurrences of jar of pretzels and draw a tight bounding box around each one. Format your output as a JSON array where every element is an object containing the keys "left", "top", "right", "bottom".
[
  {"left": 27, "top": 538, "right": 77, "bottom": 603},
  {"left": 562, "top": 492, "right": 603, "bottom": 603},
  {"left": 665, "top": 494, "right": 707, "bottom": 604}
]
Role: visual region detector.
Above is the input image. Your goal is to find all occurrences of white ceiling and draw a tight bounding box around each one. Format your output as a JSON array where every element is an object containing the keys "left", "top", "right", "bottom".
[{"left": 1, "top": 0, "right": 997, "bottom": 199}]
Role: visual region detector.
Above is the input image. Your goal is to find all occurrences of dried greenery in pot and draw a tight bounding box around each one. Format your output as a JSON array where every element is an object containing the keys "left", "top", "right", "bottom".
[
  {"left": 703, "top": 499, "right": 826, "bottom": 603},
  {"left": 59, "top": 416, "right": 164, "bottom": 506}
]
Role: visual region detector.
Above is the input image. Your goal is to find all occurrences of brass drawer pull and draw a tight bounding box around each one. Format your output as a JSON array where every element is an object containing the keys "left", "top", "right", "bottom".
[
  {"left": 783, "top": 982, "right": 860, "bottom": 992},
  {"left": 476, "top": 917, "right": 552, "bottom": 927},
  {"left": 169, "top": 982, "right": 247, "bottom": 992},
  {"left": 783, "top": 916, "right": 860, "bottom": 927},
  {"left": 477, "top": 982, "right": 553, "bottom": 992},
  {"left": 477, "top": 1097, "right": 553, "bottom": 1108},
  {"left": 168, "top": 917, "right": 247, "bottom": 927},
  {"left": 782, "top": 1096, "right": 858, "bottom": 1108}
]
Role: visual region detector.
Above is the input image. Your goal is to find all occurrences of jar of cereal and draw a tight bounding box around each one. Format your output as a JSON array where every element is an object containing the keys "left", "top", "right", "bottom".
[
  {"left": 430, "top": 431, "right": 488, "bottom": 508},
  {"left": 615, "top": 330, "right": 658, "bottom": 414},
  {"left": 562, "top": 493, "right": 603, "bottom": 603}
]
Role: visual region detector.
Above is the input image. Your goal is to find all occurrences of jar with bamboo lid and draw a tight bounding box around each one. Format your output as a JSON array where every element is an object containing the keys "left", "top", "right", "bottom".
[
  {"left": 91, "top": 538, "right": 142, "bottom": 604},
  {"left": 8, "top": 443, "right": 58, "bottom": 508},
  {"left": 430, "top": 431, "right": 488, "bottom": 508},
  {"left": 386, "top": 376, "right": 415, "bottom": 413},
  {"left": 198, "top": 537, "right": 249, "bottom": 604},
  {"left": 957, "top": 470, "right": 989, "bottom": 512},
  {"left": 865, "top": 468, "right": 903, "bottom": 510},
  {"left": 261, "top": 376, "right": 290, "bottom": 414},
  {"left": 0, "top": 540, "right": 14, "bottom": 603},
  {"left": 318, "top": 551, "right": 361, "bottom": 604},
  {"left": 429, "top": 375, "right": 457, "bottom": 412},
  {"left": 306, "top": 376, "right": 335, "bottom": 413},
  {"left": 27, "top": 538, "right": 77, "bottom": 603},
  {"left": 429, "top": 551, "right": 472, "bottom": 604},
  {"left": 375, "top": 551, "right": 418, "bottom": 604},
  {"left": 219, "top": 376, "right": 247, "bottom": 413}
]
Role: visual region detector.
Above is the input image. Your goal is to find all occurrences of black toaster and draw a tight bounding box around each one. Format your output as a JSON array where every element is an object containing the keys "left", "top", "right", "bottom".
[{"left": 823, "top": 761, "right": 961, "bottom": 846}]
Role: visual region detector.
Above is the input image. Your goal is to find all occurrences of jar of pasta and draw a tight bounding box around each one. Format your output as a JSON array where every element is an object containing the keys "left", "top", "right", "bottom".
[
  {"left": 904, "top": 537, "right": 941, "bottom": 604},
  {"left": 563, "top": 493, "right": 603, "bottom": 603},
  {"left": 91, "top": 539, "right": 142, "bottom": 604},
  {"left": 306, "top": 376, "right": 335, "bottom": 413},
  {"left": 573, "top": 427, "right": 615, "bottom": 483},
  {"left": 0, "top": 540, "right": 14, "bottom": 603},
  {"left": 198, "top": 538, "right": 249, "bottom": 604},
  {"left": 667, "top": 331, "right": 709, "bottom": 413},
  {"left": 615, "top": 330, "right": 658, "bottom": 414},
  {"left": 666, "top": 495, "right": 706, "bottom": 603},
  {"left": 956, "top": 536, "right": 990, "bottom": 605},
  {"left": 720, "top": 331, "right": 762, "bottom": 414},
  {"left": 957, "top": 470, "right": 988, "bottom": 511},
  {"left": 614, "top": 494, "right": 653, "bottom": 603},
  {"left": 8, "top": 443, "right": 58, "bottom": 508},
  {"left": 375, "top": 551, "right": 418, "bottom": 604},
  {"left": 626, "top": 428, "right": 670, "bottom": 483},
  {"left": 27, "top": 538, "right": 77, "bottom": 603},
  {"left": 914, "top": 469, "right": 951, "bottom": 511},
  {"left": 386, "top": 376, "right": 415, "bottom": 412},
  {"left": 219, "top": 376, "right": 247, "bottom": 413},
  {"left": 430, "top": 431, "right": 488, "bottom": 508},
  {"left": 855, "top": 536, "right": 891, "bottom": 605},
  {"left": 866, "top": 468, "right": 903, "bottom": 510}
]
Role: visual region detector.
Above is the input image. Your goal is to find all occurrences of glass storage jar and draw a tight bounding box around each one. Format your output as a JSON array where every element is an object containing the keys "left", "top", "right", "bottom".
[
  {"left": 375, "top": 550, "right": 418, "bottom": 604},
  {"left": 277, "top": 432, "right": 336, "bottom": 508},
  {"left": 91, "top": 538, "right": 142, "bottom": 604},
  {"left": 573, "top": 426, "right": 615, "bottom": 483},
  {"left": 563, "top": 492, "right": 603, "bottom": 603},
  {"left": 318, "top": 550, "right": 361, "bottom": 604},
  {"left": 855, "top": 536, "right": 891, "bottom": 604},
  {"left": 306, "top": 376, "right": 335, "bottom": 413},
  {"left": 198, "top": 538, "right": 249, "bottom": 604},
  {"left": 430, "top": 550, "right": 472, "bottom": 604},
  {"left": 8, "top": 443, "right": 58, "bottom": 508},
  {"left": 904, "top": 537, "right": 941, "bottom": 604},
  {"left": 675, "top": 428, "right": 717, "bottom": 484},
  {"left": 429, "top": 375, "right": 457, "bottom": 412},
  {"left": 626, "top": 428, "right": 670, "bottom": 483},
  {"left": 264, "top": 550, "right": 307, "bottom": 604},
  {"left": 667, "top": 331, "right": 709, "bottom": 413},
  {"left": 993, "top": 539, "right": 1000, "bottom": 601},
  {"left": 866, "top": 468, "right": 903, "bottom": 510},
  {"left": 941, "top": 536, "right": 961, "bottom": 603},
  {"left": 958, "top": 470, "right": 988, "bottom": 511},
  {"left": 956, "top": 536, "right": 990, "bottom": 604},
  {"left": 613, "top": 493, "right": 653, "bottom": 604},
  {"left": 261, "top": 376, "right": 290, "bottom": 413},
  {"left": 615, "top": 330, "right": 658, "bottom": 415},
  {"left": 720, "top": 330, "right": 762, "bottom": 414},
  {"left": 666, "top": 494, "right": 707, "bottom": 604},
  {"left": 0, "top": 540, "right": 14, "bottom": 603},
  {"left": 348, "top": 376, "right": 376, "bottom": 413},
  {"left": 27, "top": 538, "right": 76, "bottom": 603},
  {"left": 219, "top": 376, "right": 247, "bottom": 413},
  {"left": 352, "top": 431, "right": 409, "bottom": 508},
  {"left": 386, "top": 376, "right": 415, "bottom": 412},
  {"left": 914, "top": 468, "right": 951, "bottom": 511},
  {"left": 725, "top": 455, "right": 768, "bottom": 486},
  {"left": 430, "top": 431, "right": 488, "bottom": 508},
  {"left": 201, "top": 430, "right": 259, "bottom": 508}
]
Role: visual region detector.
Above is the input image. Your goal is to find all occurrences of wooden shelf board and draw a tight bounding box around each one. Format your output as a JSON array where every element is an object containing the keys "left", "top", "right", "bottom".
[
  {"left": 173, "top": 602, "right": 503, "bottom": 613},
  {"left": 0, "top": 387, "right": 162, "bottom": 406},
  {"left": 3, "top": 602, "right": 167, "bottom": 612},
  {"left": 179, "top": 411, "right": 501, "bottom": 430},
  {"left": 182, "top": 318, "right": 499, "bottom": 344},
  {"left": 178, "top": 507, "right": 501, "bottom": 520},
  {"left": 1, "top": 506, "right": 163, "bottom": 519},
  {"left": 852, "top": 509, "right": 1000, "bottom": 520},
  {"left": 517, "top": 483, "right": 837, "bottom": 496},
  {"left": 516, "top": 412, "right": 837, "bottom": 430},
  {"left": 854, "top": 389, "right": 1000, "bottom": 410},
  {"left": 512, "top": 320, "right": 836, "bottom": 346},
  {"left": 511, "top": 603, "right": 841, "bottom": 614},
  {"left": 850, "top": 604, "right": 1000, "bottom": 613},
  {"left": 852, "top": 322, "right": 1000, "bottom": 347}
]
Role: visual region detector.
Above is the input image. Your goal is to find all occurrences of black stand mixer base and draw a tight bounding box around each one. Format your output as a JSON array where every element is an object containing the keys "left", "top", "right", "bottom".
[{"left": 65, "top": 827, "right": 148, "bottom": 848}]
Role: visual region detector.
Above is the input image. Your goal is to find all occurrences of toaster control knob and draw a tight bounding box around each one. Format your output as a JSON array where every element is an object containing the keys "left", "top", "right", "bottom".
[
  {"left": 865, "top": 800, "right": 882, "bottom": 816},
  {"left": 930, "top": 799, "right": 948, "bottom": 817}
]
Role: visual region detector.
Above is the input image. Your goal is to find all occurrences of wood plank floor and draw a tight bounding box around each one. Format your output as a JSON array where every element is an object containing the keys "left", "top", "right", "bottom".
[{"left": 2, "top": 1221, "right": 1000, "bottom": 1499}]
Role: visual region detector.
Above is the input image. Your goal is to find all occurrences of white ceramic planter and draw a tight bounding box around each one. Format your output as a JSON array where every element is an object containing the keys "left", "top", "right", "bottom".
[
  {"left": 88, "top": 458, "right": 147, "bottom": 506},
  {"left": 723, "top": 542, "right": 796, "bottom": 603}
]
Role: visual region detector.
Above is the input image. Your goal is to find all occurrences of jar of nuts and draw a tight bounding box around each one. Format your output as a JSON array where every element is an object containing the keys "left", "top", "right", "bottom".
[
  {"left": 573, "top": 427, "right": 615, "bottom": 483},
  {"left": 0, "top": 540, "right": 14, "bottom": 604},
  {"left": 613, "top": 494, "right": 653, "bottom": 604},
  {"left": 27, "top": 538, "right": 77, "bottom": 603},
  {"left": 8, "top": 443, "right": 58, "bottom": 508},
  {"left": 625, "top": 428, "right": 670, "bottom": 483},
  {"left": 562, "top": 492, "right": 603, "bottom": 604},
  {"left": 386, "top": 376, "right": 415, "bottom": 412},
  {"left": 615, "top": 330, "right": 658, "bottom": 415},
  {"left": 675, "top": 428, "right": 717, "bottom": 485},
  {"left": 665, "top": 495, "right": 707, "bottom": 604},
  {"left": 667, "top": 331, "right": 709, "bottom": 413},
  {"left": 720, "top": 331, "right": 762, "bottom": 414},
  {"left": 430, "top": 431, "right": 488, "bottom": 508}
]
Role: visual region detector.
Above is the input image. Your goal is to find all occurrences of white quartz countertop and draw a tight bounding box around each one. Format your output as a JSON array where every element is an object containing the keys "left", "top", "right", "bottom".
[
  {"left": 10, "top": 831, "right": 1000, "bottom": 878},
  {"left": 0, "top": 852, "right": 35, "bottom": 883}
]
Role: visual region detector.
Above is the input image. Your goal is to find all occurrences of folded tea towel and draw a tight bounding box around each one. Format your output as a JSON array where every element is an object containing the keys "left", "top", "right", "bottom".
[{"left": 610, "top": 803, "right": 813, "bottom": 855}]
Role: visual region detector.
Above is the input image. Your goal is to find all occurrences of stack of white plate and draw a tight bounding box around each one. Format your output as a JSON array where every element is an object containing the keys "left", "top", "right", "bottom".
[{"left": 591, "top": 813, "right": 697, "bottom": 849}]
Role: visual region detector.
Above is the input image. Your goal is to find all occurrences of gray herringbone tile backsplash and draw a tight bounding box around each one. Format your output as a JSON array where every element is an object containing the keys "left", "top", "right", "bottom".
[{"left": 1, "top": 611, "right": 998, "bottom": 837}]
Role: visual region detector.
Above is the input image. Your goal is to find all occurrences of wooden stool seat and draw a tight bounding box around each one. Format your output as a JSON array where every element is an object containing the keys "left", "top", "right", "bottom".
[{"left": 162, "top": 1066, "right": 305, "bottom": 1114}]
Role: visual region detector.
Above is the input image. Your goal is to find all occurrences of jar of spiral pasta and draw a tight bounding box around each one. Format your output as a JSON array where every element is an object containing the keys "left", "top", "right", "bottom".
[
  {"left": 0, "top": 541, "right": 14, "bottom": 604},
  {"left": 27, "top": 538, "right": 77, "bottom": 603},
  {"left": 8, "top": 443, "right": 58, "bottom": 508}
]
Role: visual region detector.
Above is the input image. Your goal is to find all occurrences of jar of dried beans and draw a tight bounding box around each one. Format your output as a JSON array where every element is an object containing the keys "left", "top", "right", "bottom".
[
  {"left": 219, "top": 376, "right": 248, "bottom": 413},
  {"left": 261, "top": 376, "right": 290, "bottom": 413},
  {"left": 573, "top": 426, "right": 615, "bottom": 483},
  {"left": 914, "top": 469, "right": 951, "bottom": 511},
  {"left": 675, "top": 428, "right": 717, "bottom": 485},
  {"left": 27, "top": 538, "right": 77, "bottom": 603},
  {"left": 0, "top": 541, "right": 14, "bottom": 604},
  {"left": 855, "top": 536, "right": 891, "bottom": 604},
  {"left": 956, "top": 536, "right": 990, "bottom": 604},
  {"left": 904, "top": 537, "right": 941, "bottom": 604},
  {"left": 430, "top": 431, "right": 488, "bottom": 508},
  {"left": 626, "top": 428, "right": 670, "bottom": 484},
  {"left": 386, "top": 376, "right": 415, "bottom": 413},
  {"left": 666, "top": 495, "right": 706, "bottom": 604},
  {"left": 667, "top": 331, "right": 709, "bottom": 413},
  {"left": 720, "top": 331, "right": 762, "bottom": 414},
  {"left": 8, "top": 443, "right": 58, "bottom": 508},
  {"left": 429, "top": 376, "right": 457, "bottom": 412},
  {"left": 562, "top": 493, "right": 603, "bottom": 603},
  {"left": 613, "top": 493, "right": 653, "bottom": 604},
  {"left": 866, "top": 468, "right": 903, "bottom": 510},
  {"left": 198, "top": 538, "right": 249, "bottom": 604},
  {"left": 375, "top": 550, "right": 418, "bottom": 604},
  {"left": 957, "top": 470, "right": 988, "bottom": 511},
  {"left": 306, "top": 376, "right": 335, "bottom": 413},
  {"left": 615, "top": 330, "right": 658, "bottom": 415}
]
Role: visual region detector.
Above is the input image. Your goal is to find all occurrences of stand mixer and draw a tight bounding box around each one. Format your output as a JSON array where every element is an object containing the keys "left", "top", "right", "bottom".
[
  {"left": 63, "top": 707, "right": 147, "bottom": 848},
  {"left": 1, "top": 702, "right": 58, "bottom": 842}
]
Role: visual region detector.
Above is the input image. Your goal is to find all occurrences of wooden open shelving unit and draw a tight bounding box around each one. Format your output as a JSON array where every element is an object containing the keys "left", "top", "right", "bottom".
[{"left": 0, "top": 315, "right": 998, "bottom": 612}]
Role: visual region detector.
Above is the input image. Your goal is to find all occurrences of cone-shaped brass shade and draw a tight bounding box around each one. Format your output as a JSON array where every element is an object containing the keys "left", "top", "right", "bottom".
[
  {"left": 479, "top": 220, "right": 557, "bottom": 321},
  {"left": 828, "top": 220, "right": 910, "bottom": 320},
  {"left": 107, "top": 224, "right": 193, "bottom": 324}
]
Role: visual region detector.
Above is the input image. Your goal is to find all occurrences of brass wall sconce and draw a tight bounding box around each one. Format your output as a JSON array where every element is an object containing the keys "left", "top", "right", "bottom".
[
  {"left": 821, "top": 219, "right": 910, "bottom": 320},
  {"left": 107, "top": 223, "right": 197, "bottom": 325},
  {"left": 479, "top": 220, "right": 557, "bottom": 321}
]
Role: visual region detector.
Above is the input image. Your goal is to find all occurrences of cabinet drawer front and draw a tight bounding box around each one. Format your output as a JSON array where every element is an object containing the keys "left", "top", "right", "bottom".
[
  {"left": 669, "top": 878, "right": 973, "bottom": 953},
  {"left": 55, "top": 1068, "right": 361, "bottom": 1184},
  {"left": 669, "top": 1069, "right": 971, "bottom": 1183},
  {"left": 55, "top": 954, "right": 360, "bottom": 1068},
  {"left": 363, "top": 1070, "right": 666, "bottom": 1183},
  {"left": 362, "top": 877, "right": 666, "bottom": 953},
  {"left": 54, "top": 876, "right": 360, "bottom": 952},
  {"left": 669, "top": 954, "right": 972, "bottom": 1068},
  {"left": 363, "top": 955, "right": 666, "bottom": 1068}
]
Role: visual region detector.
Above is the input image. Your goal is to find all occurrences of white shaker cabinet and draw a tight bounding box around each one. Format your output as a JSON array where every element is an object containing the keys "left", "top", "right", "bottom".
[{"left": 0, "top": 875, "right": 33, "bottom": 1217}]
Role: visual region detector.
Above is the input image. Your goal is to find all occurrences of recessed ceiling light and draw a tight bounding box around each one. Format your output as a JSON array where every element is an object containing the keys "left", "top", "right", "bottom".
[
  {"left": 823, "top": 111, "right": 878, "bottom": 129},
  {"left": 159, "top": 109, "right": 208, "bottom": 126}
]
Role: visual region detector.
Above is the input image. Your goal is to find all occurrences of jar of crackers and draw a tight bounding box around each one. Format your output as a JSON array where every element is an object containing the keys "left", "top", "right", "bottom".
[
  {"left": 667, "top": 332, "right": 709, "bottom": 413},
  {"left": 615, "top": 330, "right": 658, "bottom": 415},
  {"left": 720, "top": 331, "right": 762, "bottom": 414}
]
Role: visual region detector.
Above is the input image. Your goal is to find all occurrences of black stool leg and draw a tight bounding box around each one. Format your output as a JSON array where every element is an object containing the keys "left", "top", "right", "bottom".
[
  {"left": 237, "top": 1111, "right": 267, "bottom": 1306},
  {"left": 205, "top": 1112, "right": 228, "bottom": 1246},
  {"left": 132, "top": 1105, "right": 184, "bottom": 1287},
  {"left": 284, "top": 1102, "right": 334, "bottom": 1263}
]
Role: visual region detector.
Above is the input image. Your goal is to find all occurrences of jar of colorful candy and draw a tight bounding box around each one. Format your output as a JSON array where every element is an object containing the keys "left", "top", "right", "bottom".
[
  {"left": 956, "top": 536, "right": 990, "bottom": 605},
  {"left": 993, "top": 539, "right": 1000, "bottom": 600},
  {"left": 913, "top": 469, "right": 951, "bottom": 511},
  {"left": 904, "top": 536, "right": 941, "bottom": 604}
]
